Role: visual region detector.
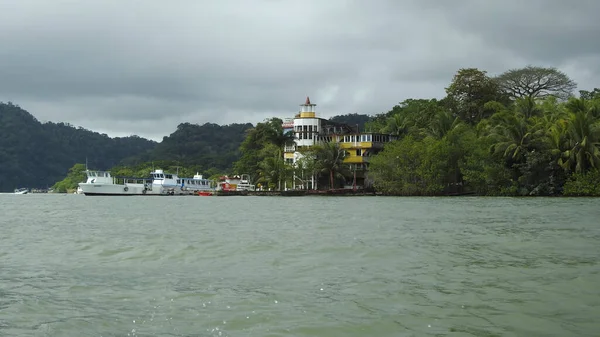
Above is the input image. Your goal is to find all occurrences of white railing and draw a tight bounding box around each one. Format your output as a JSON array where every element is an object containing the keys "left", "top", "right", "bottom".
[{"left": 284, "top": 145, "right": 296, "bottom": 152}]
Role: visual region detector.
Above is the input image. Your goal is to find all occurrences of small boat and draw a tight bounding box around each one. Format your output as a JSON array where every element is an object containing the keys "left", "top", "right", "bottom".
[
  {"left": 14, "top": 188, "right": 29, "bottom": 194},
  {"left": 215, "top": 174, "right": 255, "bottom": 191},
  {"left": 197, "top": 191, "right": 214, "bottom": 196}
]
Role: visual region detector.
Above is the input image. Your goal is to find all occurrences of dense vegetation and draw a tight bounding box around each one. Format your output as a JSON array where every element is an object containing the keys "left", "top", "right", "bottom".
[
  {"left": 228, "top": 66, "right": 600, "bottom": 196},
  {"left": 366, "top": 67, "right": 600, "bottom": 196},
  {"left": 0, "top": 102, "right": 156, "bottom": 192},
  {"left": 329, "top": 113, "right": 371, "bottom": 131},
  {"left": 121, "top": 122, "right": 254, "bottom": 171},
  {"left": 9, "top": 65, "right": 600, "bottom": 197}
]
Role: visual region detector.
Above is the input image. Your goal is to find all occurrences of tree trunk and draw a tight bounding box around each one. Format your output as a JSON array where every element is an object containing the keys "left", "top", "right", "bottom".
[{"left": 330, "top": 170, "right": 334, "bottom": 190}]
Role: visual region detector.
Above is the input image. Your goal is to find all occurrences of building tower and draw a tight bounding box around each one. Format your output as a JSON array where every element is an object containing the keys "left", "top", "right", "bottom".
[
  {"left": 299, "top": 96, "right": 316, "bottom": 118},
  {"left": 293, "top": 96, "right": 320, "bottom": 149}
]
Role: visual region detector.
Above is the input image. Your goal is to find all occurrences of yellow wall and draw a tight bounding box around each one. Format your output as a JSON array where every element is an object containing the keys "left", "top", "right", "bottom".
[
  {"left": 343, "top": 156, "right": 366, "bottom": 164},
  {"left": 284, "top": 152, "right": 294, "bottom": 159},
  {"left": 339, "top": 142, "right": 373, "bottom": 149},
  {"left": 299, "top": 112, "right": 316, "bottom": 118}
]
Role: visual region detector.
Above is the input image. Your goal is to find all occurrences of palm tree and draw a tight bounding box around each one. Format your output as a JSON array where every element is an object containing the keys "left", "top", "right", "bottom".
[
  {"left": 382, "top": 114, "right": 408, "bottom": 136},
  {"left": 514, "top": 96, "right": 543, "bottom": 119},
  {"left": 487, "top": 111, "right": 536, "bottom": 163},
  {"left": 257, "top": 146, "right": 290, "bottom": 190},
  {"left": 311, "top": 142, "right": 347, "bottom": 189},
  {"left": 424, "top": 110, "right": 464, "bottom": 140},
  {"left": 559, "top": 108, "right": 600, "bottom": 173}
]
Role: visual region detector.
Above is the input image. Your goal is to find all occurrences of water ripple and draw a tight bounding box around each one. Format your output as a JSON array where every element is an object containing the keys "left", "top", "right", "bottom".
[{"left": 0, "top": 195, "right": 599, "bottom": 336}]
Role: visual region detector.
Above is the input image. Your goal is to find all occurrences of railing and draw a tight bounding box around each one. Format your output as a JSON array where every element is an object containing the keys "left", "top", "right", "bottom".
[{"left": 284, "top": 145, "right": 296, "bottom": 152}]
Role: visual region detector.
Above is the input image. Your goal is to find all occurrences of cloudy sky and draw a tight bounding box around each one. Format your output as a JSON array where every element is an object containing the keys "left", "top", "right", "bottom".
[{"left": 1, "top": 0, "right": 598, "bottom": 141}]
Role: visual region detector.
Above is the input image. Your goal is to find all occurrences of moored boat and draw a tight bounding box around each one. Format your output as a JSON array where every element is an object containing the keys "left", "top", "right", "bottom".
[
  {"left": 78, "top": 170, "right": 152, "bottom": 196},
  {"left": 14, "top": 188, "right": 29, "bottom": 194},
  {"left": 79, "top": 169, "right": 216, "bottom": 196},
  {"left": 215, "top": 174, "right": 255, "bottom": 192}
]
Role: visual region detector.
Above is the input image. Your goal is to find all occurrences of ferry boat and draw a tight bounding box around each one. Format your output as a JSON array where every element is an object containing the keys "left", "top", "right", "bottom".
[
  {"left": 78, "top": 170, "right": 152, "bottom": 196},
  {"left": 178, "top": 173, "right": 214, "bottom": 194},
  {"left": 78, "top": 169, "right": 215, "bottom": 196}
]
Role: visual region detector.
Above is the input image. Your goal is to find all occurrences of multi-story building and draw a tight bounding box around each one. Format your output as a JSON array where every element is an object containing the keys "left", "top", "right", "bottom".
[{"left": 283, "top": 96, "right": 397, "bottom": 189}]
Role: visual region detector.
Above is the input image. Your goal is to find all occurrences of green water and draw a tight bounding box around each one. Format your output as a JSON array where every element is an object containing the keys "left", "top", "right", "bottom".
[{"left": 1, "top": 194, "right": 599, "bottom": 336}]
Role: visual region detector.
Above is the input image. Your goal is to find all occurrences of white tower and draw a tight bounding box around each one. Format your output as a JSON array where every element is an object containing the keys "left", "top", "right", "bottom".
[{"left": 293, "top": 96, "right": 320, "bottom": 148}]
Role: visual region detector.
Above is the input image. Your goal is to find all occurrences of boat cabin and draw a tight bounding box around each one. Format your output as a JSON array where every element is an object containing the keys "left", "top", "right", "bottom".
[{"left": 84, "top": 170, "right": 114, "bottom": 184}]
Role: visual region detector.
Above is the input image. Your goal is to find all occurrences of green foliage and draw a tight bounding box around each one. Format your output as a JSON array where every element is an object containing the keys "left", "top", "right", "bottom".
[
  {"left": 233, "top": 118, "right": 292, "bottom": 183},
  {"left": 365, "top": 67, "right": 600, "bottom": 196},
  {"left": 563, "top": 170, "right": 600, "bottom": 196},
  {"left": 579, "top": 88, "right": 600, "bottom": 101},
  {"left": 329, "top": 113, "right": 372, "bottom": 131},
  {"left": 306, "top": 142, "right": 348, "bottom": 189},
  {"left": 256, "top": 144, "right": 290, "bottom": 190},
  {"left": 124, "top": 122, "right": 253, "bottom": 172},
  {"left": 369, "top": 136, "right": 450, "bottom": 195},
  {"left": 52, "top": 163, "right": 86, "bottom": 193},
  {"left": 445, "top": 68, "right": 509, "bottom": 124}
]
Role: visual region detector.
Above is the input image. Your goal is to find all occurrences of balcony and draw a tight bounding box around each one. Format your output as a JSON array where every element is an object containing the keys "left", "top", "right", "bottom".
[{"left": 284, "top": 145, "right": 296, "bottom": 152}]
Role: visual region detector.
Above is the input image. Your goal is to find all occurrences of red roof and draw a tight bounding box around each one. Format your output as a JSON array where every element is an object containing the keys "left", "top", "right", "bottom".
[{"left": 305, "top": 96, "right": 311, "bottom": 105}]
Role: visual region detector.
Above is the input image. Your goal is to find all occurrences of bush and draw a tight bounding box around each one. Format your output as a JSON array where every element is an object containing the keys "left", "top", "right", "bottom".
[{"left": 563, "top": 170, "right": 600, "bottom": 196}]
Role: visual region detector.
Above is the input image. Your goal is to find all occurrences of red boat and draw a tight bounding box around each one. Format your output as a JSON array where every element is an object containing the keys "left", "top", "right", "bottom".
[{"left": 197, "top": 191, "right": 214, "bottom": 196}]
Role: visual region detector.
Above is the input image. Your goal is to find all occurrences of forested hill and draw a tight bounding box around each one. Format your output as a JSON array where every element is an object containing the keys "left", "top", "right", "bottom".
[
  {"left": 0, "top": 102, "right": 156, "bottom": 192},
  {"left": 121, "top": 122, "right": 255, "bottom": 171},
  {"left": 329, "top": 113, "right": 372, "bottom": 131},
  {"left": 1, "top": 101, "right": 375, "bottom": 192}
]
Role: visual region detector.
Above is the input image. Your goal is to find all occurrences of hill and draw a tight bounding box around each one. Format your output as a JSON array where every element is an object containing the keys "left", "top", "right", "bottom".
[
  {"left": 328, "top": 113, "right": 372, "bottom": 131},
  {"left": 121, "top": 122, "right": 254, "bottom": 171},
  {"left": 1, "top": 102, "right": 375, "bottom": 191},
  {"left": 0, "top": 102, "right": 156, "bottom": 192}
]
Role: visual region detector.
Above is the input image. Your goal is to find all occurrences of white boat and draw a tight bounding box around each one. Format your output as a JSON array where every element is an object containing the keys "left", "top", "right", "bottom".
[
  {"left": 14, "top": 188, "right": 29, "bottom": 194},
  {"left": 215, "top": 174, "right": 255, "bottom": 191},
  {"left": 237, "top": 174, "right": 255, "bottom": 191},
  {"left": 179, "top": 172, "right": 215, "bottom": 194},
  {"left": 78, "top": 170, "right": 149, "bottom": 196},
  {"left": 78, "top": 169, "right": 214, "bottom": 196}
]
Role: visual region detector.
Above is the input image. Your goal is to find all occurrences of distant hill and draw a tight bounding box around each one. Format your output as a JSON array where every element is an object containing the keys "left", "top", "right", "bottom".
[
  {"left": 328, "top": 113, "right": 373, "bottom": 131},
  {"left": 0, "top": 102, "right": 156, "bottom": 192},
  {"left": 0, "top": 101, "right": 375, "bottom": 191},
  {"left": 121, "top": 122, "right": 254, "bottom": 171}
]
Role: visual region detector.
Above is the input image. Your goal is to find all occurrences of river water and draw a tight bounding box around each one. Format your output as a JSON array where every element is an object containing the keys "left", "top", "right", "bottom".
[{"left": 0, "top": 194, "right": 598, "bottom": 336}]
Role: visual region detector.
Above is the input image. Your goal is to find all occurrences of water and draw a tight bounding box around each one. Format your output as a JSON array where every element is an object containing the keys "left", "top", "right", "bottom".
[{"left": 1, "top": 194, "right": 599, "bottom": 336}]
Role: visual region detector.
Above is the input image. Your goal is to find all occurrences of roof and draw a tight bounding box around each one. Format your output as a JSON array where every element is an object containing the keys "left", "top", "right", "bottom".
[{"left": 300, "top": 96, "right": 316, "bottom": 106}]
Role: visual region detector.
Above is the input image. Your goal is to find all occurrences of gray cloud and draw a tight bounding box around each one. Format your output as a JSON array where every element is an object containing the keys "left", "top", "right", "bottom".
[{"left": 1, "top": 0, "right": 599, "bottom": 141}]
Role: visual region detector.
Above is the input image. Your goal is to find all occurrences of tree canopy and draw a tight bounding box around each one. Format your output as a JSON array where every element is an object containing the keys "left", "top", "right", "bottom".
[{"left": 495, "top": 66, "right": 577, "bottom": 100}]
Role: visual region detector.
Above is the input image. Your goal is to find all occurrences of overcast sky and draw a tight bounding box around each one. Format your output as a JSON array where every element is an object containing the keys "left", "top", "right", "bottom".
[{"left": 1, "top": 0, "right": 598, "bottom": 141}]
